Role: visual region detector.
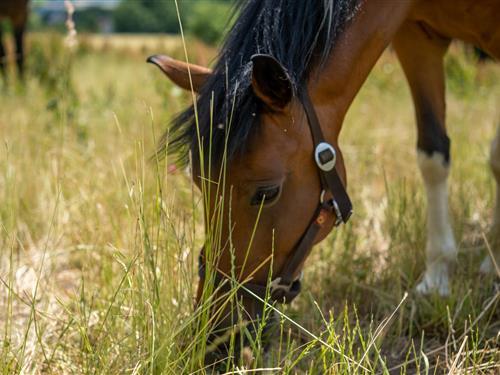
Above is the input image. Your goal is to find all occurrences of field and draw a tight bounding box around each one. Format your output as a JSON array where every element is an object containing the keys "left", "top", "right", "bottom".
[{"left": 0, "top": 33, "right": 499, "bottom": 373}]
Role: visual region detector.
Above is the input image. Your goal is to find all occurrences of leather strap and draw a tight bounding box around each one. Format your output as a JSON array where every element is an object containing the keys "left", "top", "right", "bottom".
[
  {"left": 273, "top": 202, "right": 331, "bottom": 287},
  {"left": 270, "top": 87, "right": 352, "bottom": 291},
  {"left": 298, "top": 87, "right": 353, "bottom": 222}
]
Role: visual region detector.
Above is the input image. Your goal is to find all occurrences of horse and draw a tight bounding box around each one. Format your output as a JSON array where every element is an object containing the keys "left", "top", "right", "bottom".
[
  {"left": 0, "top": 0, "right": 29, "bottom": 81},
  {"left": 148, "top": 0, "right": 499, "bottom": 361}
]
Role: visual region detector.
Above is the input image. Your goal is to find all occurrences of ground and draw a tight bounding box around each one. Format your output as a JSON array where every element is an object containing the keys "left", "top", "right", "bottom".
[{"left": 0, "top": 33, "right": 499, "bottom": 374}]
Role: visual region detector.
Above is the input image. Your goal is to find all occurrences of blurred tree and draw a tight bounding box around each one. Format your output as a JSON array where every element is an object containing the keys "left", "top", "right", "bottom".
[
  {"left": 113, "top": 0, "right": 160, "bottom": 33},
  {"left": 75, "top": 8, "right": 113, "bottom": 33},
  {"left": 142, "top": 0, "right": 182, "bottom": 33},
  {"left": 113, "top": 0, "right": 233, "bottom": 45},
  {"left": 187, "top": 1, "right": 232, "bottom": 44}
]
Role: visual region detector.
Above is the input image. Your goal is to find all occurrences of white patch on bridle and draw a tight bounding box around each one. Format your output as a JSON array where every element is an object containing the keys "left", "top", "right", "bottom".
[{"left": 416, "top": 150, "right": 457, "bottom": 296}]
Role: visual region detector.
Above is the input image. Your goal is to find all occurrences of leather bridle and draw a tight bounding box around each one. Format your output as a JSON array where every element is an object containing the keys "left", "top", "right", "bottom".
[{"left": 199, "top": 85, "right": 353, "bottom": 306}]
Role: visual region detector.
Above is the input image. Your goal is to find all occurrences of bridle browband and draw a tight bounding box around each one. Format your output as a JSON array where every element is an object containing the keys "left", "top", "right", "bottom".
[{"left": 199, "top": 85, "right": 353, "bottom": 306}]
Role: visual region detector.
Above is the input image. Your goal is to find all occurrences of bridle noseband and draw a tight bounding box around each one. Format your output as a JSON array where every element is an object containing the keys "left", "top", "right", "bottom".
[{"left": 199, "top": 85, "right": 353, "bottom": 306}]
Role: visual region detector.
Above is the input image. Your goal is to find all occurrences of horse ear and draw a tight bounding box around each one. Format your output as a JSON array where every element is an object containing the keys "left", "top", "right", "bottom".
[
  {"left": 251, "top": 54, "right": 293, "bottom": 110},
  {"left": 147, "top": 55, "right": 212, "bottom": 93}
]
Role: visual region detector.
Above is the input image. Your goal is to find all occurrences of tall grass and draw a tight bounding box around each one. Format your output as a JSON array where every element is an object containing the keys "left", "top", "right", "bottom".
[{"left": 0, "top": 30, "right": 499, "bottom": 373}]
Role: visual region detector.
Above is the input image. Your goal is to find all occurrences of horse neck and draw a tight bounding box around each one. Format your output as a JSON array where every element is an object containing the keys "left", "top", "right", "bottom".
[{"left": 308, "top": 0, "right": 414, "bottom": 140}]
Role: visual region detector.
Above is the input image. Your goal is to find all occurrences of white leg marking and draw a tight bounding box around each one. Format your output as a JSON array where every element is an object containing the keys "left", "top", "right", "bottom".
[
  {"left": 416, "top": 151, "right": 457, "bottom": 296},
  {"left": 483, "top": 127, "right": 500, "bottom": 275}
]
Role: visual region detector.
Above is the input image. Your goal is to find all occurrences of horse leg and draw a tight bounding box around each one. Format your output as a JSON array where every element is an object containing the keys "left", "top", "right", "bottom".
[
  {"left": 393, "top": 21, "right": 455, "bottom": 296},
  {"left": 0, "top": 28, "right": 6, "bottom": 81},
  {"left": 14, "top": 26, "right": 25, "bottom": 80},
  {"left": 481, "top": 127, "right": 500, "bottom": 274}
]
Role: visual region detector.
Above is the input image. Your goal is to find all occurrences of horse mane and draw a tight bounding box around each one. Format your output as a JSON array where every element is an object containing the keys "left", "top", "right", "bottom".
[{"left": 158, "top": 0, "right": 358, "bottom": 168}]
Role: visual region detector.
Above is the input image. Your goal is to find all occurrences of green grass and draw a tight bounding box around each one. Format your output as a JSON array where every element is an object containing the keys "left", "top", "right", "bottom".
[{"left": 0, "top": 33, "right": 499, "bottom": 373}]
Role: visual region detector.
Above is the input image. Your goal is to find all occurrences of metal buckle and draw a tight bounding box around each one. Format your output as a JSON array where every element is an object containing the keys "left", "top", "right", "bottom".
[
  {"left": 314, "top": 142, "right": 336, "bottom": 171},
  {"left": 320, "top": 191, "right": 343, "bottom": 226},
  {"left": 332, "top": 199, "right": 343, "bottom": 226},
  {"left": 270, "top": 273, "right": 302, "bottom": 295},
  {"left": 270, "top": 277, "right": 289, "bottom": 295},
  {"left": 319, "top": 189, "right": 327, "bottom": 203}
]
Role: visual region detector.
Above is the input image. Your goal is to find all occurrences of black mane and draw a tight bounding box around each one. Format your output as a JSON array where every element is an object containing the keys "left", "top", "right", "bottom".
[{"left": 158, "top": 0, "right": 358, "bottom": 168}]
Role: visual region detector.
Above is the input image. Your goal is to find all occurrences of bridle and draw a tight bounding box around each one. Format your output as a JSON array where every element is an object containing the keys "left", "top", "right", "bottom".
[{"left": 199, "top": 84, "right": 353, "bottom": 306}]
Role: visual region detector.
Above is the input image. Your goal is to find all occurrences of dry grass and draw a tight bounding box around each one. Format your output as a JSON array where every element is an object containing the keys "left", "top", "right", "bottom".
[{"left": 0, "top": 33, "right": 499, "bottom": 373}]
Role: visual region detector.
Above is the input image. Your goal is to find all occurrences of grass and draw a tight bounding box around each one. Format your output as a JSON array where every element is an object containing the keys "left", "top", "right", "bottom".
[{"left": 0, "top": 32, "right": 499, "bottom": 373}]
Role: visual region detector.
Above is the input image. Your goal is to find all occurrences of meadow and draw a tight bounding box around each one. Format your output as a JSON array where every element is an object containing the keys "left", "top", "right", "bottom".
[{"left": 0, "top": 32, "right": 499, "bottom": 373}]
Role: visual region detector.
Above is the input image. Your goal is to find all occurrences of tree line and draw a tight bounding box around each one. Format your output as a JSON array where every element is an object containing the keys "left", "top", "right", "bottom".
[
  {"left": 113, "top": 0, "right": 233, "bottom": 44},
  {"left": 29, "top": 0, "right": 234, "bottom": 45}
]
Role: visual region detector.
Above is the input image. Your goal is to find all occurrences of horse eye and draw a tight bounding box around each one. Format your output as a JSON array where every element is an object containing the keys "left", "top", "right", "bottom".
[{"left": 251, "top": 185, "right": 281, "bottom": 206}]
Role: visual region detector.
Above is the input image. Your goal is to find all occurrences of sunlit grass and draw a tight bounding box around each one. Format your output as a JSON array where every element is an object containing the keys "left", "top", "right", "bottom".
[{"left": 0, "top": 33, "right": 498, "bottom": 373}]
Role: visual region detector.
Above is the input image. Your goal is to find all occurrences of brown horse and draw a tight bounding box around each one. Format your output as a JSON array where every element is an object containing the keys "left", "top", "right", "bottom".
[
  {"left": 149, "top": 0, "right": 499, "bottom": 358},
  {"left": 0, "top": 0, "right": 29, "bottom": 80}
]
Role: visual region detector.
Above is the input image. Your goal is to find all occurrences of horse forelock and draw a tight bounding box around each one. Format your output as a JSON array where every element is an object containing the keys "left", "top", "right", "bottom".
[{"left": 158, "top": 0, "right": 359, "bottom": 168}]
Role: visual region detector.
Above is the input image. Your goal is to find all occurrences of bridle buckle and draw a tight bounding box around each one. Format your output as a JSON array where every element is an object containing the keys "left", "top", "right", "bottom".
[
  {"left": 332, "top": 199, "right": 343, "bottom": 226},
  {"left": 320, "top": 190, "right": 343, "bottom": 226},
  {"left": 270, "top": 274, "right": 302, "bottom": 302},
  {"left": 270, "top": 277, "right": 290, "bottom": 295}
]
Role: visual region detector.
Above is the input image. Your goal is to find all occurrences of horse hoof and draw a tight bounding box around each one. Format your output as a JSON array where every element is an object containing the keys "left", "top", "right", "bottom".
[
  {"left": 415, "top": 263, "right": 450, "bottom": 297},
  {"left": 415, "top": 279, "right": 450, "bottom": 296}
]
